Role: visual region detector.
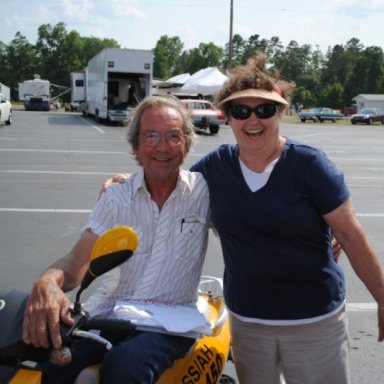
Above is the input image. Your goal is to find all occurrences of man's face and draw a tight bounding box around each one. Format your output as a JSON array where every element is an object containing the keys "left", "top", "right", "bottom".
[{"left": 134, "top": 105, "right": 187, "bottom": 184}]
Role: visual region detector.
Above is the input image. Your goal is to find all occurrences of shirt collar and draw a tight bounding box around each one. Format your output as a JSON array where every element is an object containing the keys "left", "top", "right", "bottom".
[{"left": 133, "top": 168, "right": 192, "bottom": 196}]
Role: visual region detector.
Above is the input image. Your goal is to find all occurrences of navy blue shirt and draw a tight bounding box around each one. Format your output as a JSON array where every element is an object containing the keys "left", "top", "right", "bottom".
[{"left": 191, "top": 139, "right": 350, "bottom": 320}]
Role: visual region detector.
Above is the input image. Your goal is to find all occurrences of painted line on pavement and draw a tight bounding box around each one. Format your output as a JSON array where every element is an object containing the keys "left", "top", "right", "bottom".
[
  {"left": 0, "top": 206, "right": 383, "bottom": 218},
  {"left": 0, "top": 148, "right": 126, "bottom": 154},
  {"left": 1, "top": 170, "right": 115, "bottom": 175},
  {"left": 347, "top": 303, "right": 376, "bottom": 312},
  {"left": 78, "top": 116, "right": 105, "bottom": 133},
  {"left": 0, "top": 208, "right": 91, "bottom": 213}
]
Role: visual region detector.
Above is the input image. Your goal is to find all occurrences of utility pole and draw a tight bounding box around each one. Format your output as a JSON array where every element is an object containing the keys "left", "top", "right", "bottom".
[{"left": 228, "top": 0, "right": 233, "bottom": 70}]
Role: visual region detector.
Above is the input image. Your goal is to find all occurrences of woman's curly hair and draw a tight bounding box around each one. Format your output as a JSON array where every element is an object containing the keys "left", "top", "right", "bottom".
[{"left": 216, "top": 53, "right": 295, "bottom": 116}]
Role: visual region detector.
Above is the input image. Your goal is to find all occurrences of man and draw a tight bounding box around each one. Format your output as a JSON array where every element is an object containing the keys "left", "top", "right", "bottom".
[{"left": 22, "top": 96, "right": 211, "bottom": 383}]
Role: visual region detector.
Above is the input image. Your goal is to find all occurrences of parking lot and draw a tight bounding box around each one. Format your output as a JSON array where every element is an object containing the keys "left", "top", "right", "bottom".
[{"left": 1, "top": 110, "right": 384, "bottom": 383}]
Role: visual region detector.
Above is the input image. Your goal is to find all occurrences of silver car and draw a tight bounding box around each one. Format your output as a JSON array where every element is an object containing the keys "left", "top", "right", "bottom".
[{"left": 107, "top": 102, "right": 132, "bottom": 126}]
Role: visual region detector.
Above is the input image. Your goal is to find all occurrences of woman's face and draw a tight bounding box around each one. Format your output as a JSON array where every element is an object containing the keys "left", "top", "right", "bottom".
[{"left": 228, "top": 97, "right": 281, "bottom": 153}]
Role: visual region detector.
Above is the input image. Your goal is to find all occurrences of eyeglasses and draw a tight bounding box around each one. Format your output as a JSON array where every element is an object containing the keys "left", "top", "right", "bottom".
[
  {"left": 230, "top": 103, "right": 279, "bottom": 120},
  {"left": 140, "top": 131, "right": 184, "bottom": 147}
]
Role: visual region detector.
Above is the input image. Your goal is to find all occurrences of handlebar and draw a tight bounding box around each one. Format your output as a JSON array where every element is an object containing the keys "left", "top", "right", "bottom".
[
  {"left": 83, "top": 317, "right": 137, "bottom": 334},
  {"left": 52, "top": 314, "right": 137, "bottom": 365}
]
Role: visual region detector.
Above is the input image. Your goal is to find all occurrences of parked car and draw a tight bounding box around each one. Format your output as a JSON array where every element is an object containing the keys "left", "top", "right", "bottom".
[
  {"left": 179, "top": 99, "right": 226, "bottom": 134},
  {"left": 106, "top": 102, "right": 132, "bottom": 126},
  {"left": 298, "top": 107, "right": 345, "bottom": 123},
  {"left": 350, "top": 108, "right": 384, "bottom": 125},
  {"left": 0, "top": 93, "right": 12, "bottom": 125}
]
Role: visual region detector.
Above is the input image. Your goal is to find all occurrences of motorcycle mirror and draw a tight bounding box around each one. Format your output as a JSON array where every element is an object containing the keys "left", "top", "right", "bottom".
[{"left": 74, "top": 226, "right": 138, "bottom": 312}]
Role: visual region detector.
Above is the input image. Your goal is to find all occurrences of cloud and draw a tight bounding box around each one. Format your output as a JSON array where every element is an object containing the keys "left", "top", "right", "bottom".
[
  {"left": 62, "top": 0, "right": 94, "bottom": 22},
  {"left": 110, "top": 0, "right": 147, "bottom": 18}
]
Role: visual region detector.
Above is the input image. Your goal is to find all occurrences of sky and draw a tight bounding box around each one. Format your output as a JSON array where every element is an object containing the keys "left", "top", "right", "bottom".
[{"left": 1, "top": 0, "right": 384, "bottom": 55}]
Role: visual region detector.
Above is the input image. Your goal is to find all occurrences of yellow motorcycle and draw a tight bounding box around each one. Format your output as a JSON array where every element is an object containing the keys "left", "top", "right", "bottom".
[{"left": 0, "top": 226, "right": 235, "bottom": 384}]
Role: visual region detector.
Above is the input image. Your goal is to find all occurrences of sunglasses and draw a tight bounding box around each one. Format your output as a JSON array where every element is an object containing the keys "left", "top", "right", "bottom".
[{"left": 230, "top": 103, "right": 279, "bottom": 120}]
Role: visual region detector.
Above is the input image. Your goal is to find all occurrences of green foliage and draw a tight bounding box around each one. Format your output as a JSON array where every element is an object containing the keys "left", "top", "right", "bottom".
[
  {"left": 293, "top": 86, "right": 315, "bottom": 108},
  {"left": 319, "top": 82, "right": 344, "bottom": 108},
  {"left": 1, "top": 23, "right": 119, "bottom": 101},
  {"left": 2, "top": 23, "right": 384, "bottom": 108},
  {"left": 153, "top": 35, "right": 184, "bottom": 78}
]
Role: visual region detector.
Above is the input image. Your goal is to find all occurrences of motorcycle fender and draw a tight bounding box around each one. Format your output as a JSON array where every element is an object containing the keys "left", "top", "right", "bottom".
[{"left": 9, "top": 368, "right": 42, "bottom": 384}]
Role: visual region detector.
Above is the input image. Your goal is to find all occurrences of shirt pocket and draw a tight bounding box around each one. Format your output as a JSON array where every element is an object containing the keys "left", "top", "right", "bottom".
[{"left": 175, "top": 214, "right": 208, "bottom": 261}]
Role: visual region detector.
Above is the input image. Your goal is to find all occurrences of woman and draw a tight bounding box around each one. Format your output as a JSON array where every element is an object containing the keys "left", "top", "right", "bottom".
[{"left": 189, "top": 54, "right": 384, "bottom": 384}]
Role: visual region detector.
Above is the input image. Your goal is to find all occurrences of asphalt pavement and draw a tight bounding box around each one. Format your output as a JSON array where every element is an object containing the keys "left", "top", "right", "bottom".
[{"left": 1, "top": 110, "right": 384, "bottom": 383}]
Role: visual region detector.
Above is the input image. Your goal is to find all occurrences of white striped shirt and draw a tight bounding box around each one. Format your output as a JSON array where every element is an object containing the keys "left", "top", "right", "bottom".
[{"left": 83, "top": 169, "right": 210, "bottom": 317}]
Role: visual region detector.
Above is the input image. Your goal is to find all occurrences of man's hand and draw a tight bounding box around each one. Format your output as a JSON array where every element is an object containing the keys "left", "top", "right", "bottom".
[
  {"left": 332, "top": 236, "right": 342, "bottom": 262},
  {"left": 98, "top": 173, "right": 130, "bottom": 200},
  {"left": 22, "top": 274, "right": 74, "bottom": 350}
]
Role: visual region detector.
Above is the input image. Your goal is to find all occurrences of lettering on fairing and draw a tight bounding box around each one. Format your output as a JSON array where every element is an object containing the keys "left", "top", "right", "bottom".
[{"left": 181, "top": 344, "right": 224, "bottom": 384}]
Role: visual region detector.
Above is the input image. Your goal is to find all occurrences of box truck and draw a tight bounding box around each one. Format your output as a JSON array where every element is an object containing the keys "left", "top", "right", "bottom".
[
  {"left": 18, "top": 78, "right": 50, "bottom": 111},
  {"left": 66, "top": 71, "right": 86, "bottom": 112},
  {"left": 0, "top": 83, "right": 11, "bottom": 101},
  {"left": 81, "top": 48, "right": 153, "bottom": 124}
]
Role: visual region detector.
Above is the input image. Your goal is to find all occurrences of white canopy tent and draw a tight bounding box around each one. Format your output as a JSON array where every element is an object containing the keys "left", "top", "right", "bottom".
[
  {"left": 180, "top": 67, "right": 228, "bottom": 95},
  {"left": 153, "top": 73, "right": 191, "bottom": 95},
  {"left": 153, "top": 67, "right": 228, "bottom": 96}
]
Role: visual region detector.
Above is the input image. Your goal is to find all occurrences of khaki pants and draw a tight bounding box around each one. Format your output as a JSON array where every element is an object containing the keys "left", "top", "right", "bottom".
[{"left": 229, "top": 307, "right": 350, "bottom": 384}]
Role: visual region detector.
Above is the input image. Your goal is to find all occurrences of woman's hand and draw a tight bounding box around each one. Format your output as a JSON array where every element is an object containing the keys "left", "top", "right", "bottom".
[{"left": 98, "top": 173, "right": 130, "bottom": 199}]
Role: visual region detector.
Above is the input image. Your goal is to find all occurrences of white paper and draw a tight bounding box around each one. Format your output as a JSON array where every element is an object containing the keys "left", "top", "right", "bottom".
[{"left": 114, "top": 299, "right": 212, "bottom": 336}]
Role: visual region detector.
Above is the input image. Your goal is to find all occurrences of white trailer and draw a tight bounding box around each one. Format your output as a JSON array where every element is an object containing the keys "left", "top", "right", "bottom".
[
  {"left": 0, "top": 83, "right": 10, "bottom": 101},
  {"left": 82, "top": 48, "right": 153, "bottom": 124},
  {"left": 18, "top": 78, "right": 50, "bottom": 111},
  {"left": 68, "top": 71, "right": 86, "bottom": 111}
]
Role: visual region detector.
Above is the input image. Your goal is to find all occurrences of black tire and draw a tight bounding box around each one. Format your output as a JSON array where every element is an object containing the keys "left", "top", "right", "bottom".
[
  {"left": 209, "top": 124, "right": 220, "bottom": 135},
  {"left": 219, "top": 374, "right": 237, "bottom": 383},
  {"left": 300, "top": 118, "right": 306, "bottom": 122},
  {"left": 5, "top": 110, "right": 12, "bottom": 125}
]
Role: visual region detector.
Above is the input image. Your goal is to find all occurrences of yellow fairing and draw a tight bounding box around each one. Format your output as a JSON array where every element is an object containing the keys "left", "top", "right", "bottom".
[
  {"left": 157, "top": 296, "right": 231, "bottom": 384},
  {"left": 9, "top": 369, "right": 42, "bottom": 383},
  {"left": 90, "top": 226, "right": 138, "bottom": 261},
  {"left": 73, "top": 295, "right": 231, "bottom": 384}
]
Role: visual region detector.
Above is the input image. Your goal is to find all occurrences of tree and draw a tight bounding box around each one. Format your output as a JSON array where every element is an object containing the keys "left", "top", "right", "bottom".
[
  {"left": 153, "top": 35, "right": 184, "bottom": 79},
  {"left": 272, "top": 41, "right": 312, "bottom": 84},
  {"left": 292, "top": 86, "right": 315, "bottom": 109},
  {"left": 2, "top": 32, "right": 37, "bottom": 99},
  {"left": 176, "top": 43, "right": 224, "bottom": 75},
  {"left": 319, "top": 82, "right": 344, "bottom": 108},
  {"left": 242, "top": 34, "right": 269, "bottom": 63},
  {"left": 78, "top": 36, "right": 119, "bottom": 70}
]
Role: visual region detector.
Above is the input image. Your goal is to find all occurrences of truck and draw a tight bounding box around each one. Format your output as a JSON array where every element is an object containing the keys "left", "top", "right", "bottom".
[
  {"left": 341, "top": 104, "right": 357, "bottom": 116},
  {"left": 67, "top": 71, "right": 87, "bottom": 112},
  {"left": 0, "top": 83, "right": 11, "bottom": 101},
  {"left": 81, "top": 48, "right": 153, "bottom": 125},
  {"left": 18, "top": 78, "right": 50, "bottom": 111}
]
